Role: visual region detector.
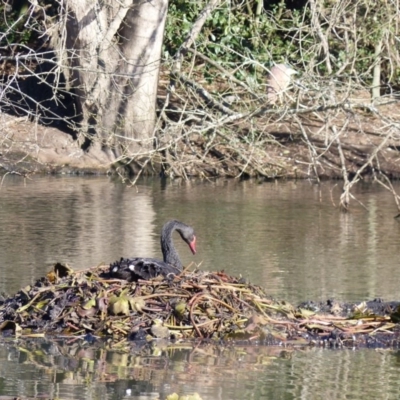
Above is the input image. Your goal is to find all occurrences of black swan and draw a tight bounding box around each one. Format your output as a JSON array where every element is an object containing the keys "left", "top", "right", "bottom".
[{"left": 109, "top": 220, "right": 196, "bottom": 282}]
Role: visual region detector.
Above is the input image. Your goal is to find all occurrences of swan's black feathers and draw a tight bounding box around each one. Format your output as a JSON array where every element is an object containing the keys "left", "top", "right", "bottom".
[
  {"left": 109, "top": 220, "right": 196, "bottom": 282},
  {"left": 110, "top": 257, "right": 181, "bottom": 282}
]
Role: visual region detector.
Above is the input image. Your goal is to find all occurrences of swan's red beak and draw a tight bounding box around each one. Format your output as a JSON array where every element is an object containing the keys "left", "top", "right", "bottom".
[{"left": 188, "top": 236, "right": 197, "bottom": 255}]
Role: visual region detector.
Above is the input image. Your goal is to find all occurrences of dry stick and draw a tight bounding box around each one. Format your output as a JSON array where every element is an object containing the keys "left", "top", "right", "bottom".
[
  {"left": 334, "top": 140, "right": 368, "bottom": 211},
  {"left": 160, "top": 0, "right": 223, "bottom": 165},
  {"left": 179, "top": 96, "right": 359, "bottom": 179},
  {"left": 237, "top": 143, "right": 256, "bottom": 178},
  {"left": 216, "top": 100, "right": 354, "bottom": 127},
  {"left": 108, "top": 120, "right": 196, "bottom": 164},
  {"left": 50, "top": 0, "right": 70, "bottom": 93},
  {"left": 173, "top": 71, "right": 236, "bottom": 115},
  {"left": 374, "top": 173, "right": 400, "bottom": 215},
  {"left": 164, "top": 76, "right": 397, "bottom": 182},
  {"left": 210, "top": 130, "right": 286, "bottom": 177},
  {"left": 309, "top": 0, "right": 332, "bottom": 74},
  {"left": 334, "top": 132, "right": 351, "bottom": 211},
  {"left": 5, "top": 63, "right": 70, "bottom": 123},
  {"left": 169, "top": 80, "right": 394, "bottom": 133},
  {"left": 185, "top": 48, "right": 256, "bottom": 97},
  {"left": 130, "top": 158, "right": 150, "bottom": 186},
  {"left": 338, "top": 119, "right": 396, "bottom": 211},
  {"left": 372, "top": 40, "right": 383, "bottom": 100},
  {"left": 185, "top": 117, "right": 268, "bottom": 176},
  {"left": 295, "top": 116, "right": 321, "bottom": 182},
  {"left": 189, "top": 292, "right": 205, "bottom": 338},
  {"left": 169, "top": 0, "right": 221, "bottom": 108},
  {"left": 200, "top": 95, "right": 390, "bottom": 183},
  {"left": 173, "top": 0, "right": 222, "bottom": 71},
  {"left": 165, "top": 320, "right": 215, "bottom": 331}
]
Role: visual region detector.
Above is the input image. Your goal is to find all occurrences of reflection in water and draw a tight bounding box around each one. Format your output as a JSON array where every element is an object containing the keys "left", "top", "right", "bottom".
[
  {"left": 0, "top": 177, "right": 158, "bottom": 292},
  {"left": 1, "top": 176, "right": 400, "bottom": 398},
  {"left": 1, "top": 339, "right": 400, "bottom": 400}
]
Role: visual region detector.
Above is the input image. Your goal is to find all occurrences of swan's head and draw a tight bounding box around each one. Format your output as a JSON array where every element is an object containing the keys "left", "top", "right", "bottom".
[
  {"left": 164, "top": 220, "right": 197, "bottom": 256},
  {"left": 186, "top": 234, "right": 196, "bottom": 255},
  {"left": 180, "top": 226, "right": 196, "bottom": 255}
]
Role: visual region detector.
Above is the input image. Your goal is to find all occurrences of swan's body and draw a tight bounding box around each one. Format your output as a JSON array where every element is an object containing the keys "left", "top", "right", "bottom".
[
  {"left": 110, "top": 220, "right": 196, "bottom": 282},
  {"left": 109, "top": 257, "right": 181, "bottom": 281}
]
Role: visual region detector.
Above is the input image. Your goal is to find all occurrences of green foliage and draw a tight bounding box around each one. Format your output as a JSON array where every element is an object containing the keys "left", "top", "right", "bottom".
[
  {"left": 1, "top": 0, "right": 398, "bottom": 86},
  {"left": 164, "top": 0, "right": 400, "bottom": 85},
  {"left": 164, "top": 0, "right": 303, "bottom": 74},
  {"left": 0, "top": 4, "right": 34, "bottom": 49},
  {"left": 0, "top": 0, "right": 60, "bottom": 54}
]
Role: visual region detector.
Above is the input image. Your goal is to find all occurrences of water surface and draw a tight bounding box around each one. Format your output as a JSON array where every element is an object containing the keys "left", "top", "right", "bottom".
[
  {"left": 0, "top": 176, "right": 400, "bottom": 399},
  {"left": 1, "top": 176, "right": 400, "bottom": 303}
]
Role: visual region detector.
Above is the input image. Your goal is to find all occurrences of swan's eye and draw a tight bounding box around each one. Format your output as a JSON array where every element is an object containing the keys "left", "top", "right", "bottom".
[{"left": 112, "top": 266, "right": 118, "bottom": 273}]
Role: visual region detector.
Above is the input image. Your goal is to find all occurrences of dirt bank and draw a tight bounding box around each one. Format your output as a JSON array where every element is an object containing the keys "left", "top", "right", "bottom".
[
  {"left": 2, "top": 102, "right": 400, "bottom": 181},
  {"left": 0, "top": 112, "right": 110, "bottom": 175}
]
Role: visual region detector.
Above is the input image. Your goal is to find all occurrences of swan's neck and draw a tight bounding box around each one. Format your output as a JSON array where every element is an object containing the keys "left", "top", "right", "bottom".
[{"left": 161, "top": 222, "right": 183, "bottom": 269}]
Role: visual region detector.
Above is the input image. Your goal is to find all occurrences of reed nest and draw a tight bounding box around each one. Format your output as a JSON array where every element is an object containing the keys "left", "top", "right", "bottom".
[{"left": 1, "top": 263, "right": 400, "bottom": 348}]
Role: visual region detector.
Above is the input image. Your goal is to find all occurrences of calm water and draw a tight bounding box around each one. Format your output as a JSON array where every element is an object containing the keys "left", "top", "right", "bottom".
[{"left": 1, "top": 175, "right": 400, "bottom": 399}]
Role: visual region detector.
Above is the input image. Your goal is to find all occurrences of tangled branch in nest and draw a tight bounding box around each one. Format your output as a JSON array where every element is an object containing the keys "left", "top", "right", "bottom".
[{"left": 1, "top": 263, "right": 400, "bottom": 348}]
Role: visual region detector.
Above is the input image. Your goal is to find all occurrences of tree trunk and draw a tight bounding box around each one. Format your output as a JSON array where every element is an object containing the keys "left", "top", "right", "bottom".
[{"left": 63, "top": 0, "right": 168, "bottom": 161}]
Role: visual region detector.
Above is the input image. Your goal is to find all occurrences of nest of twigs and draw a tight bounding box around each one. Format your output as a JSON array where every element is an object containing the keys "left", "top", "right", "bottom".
[{"left": 1, "top": 263, "right": 400, "bottom": 348}]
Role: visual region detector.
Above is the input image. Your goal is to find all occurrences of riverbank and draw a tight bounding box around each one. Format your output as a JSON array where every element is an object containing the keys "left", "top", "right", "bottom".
[
  {"left": 0, "top": 113, "right": 110, "bottom": 176},
  {"left": 1, "top": 98, "right": 400, "bottom": 180}
]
